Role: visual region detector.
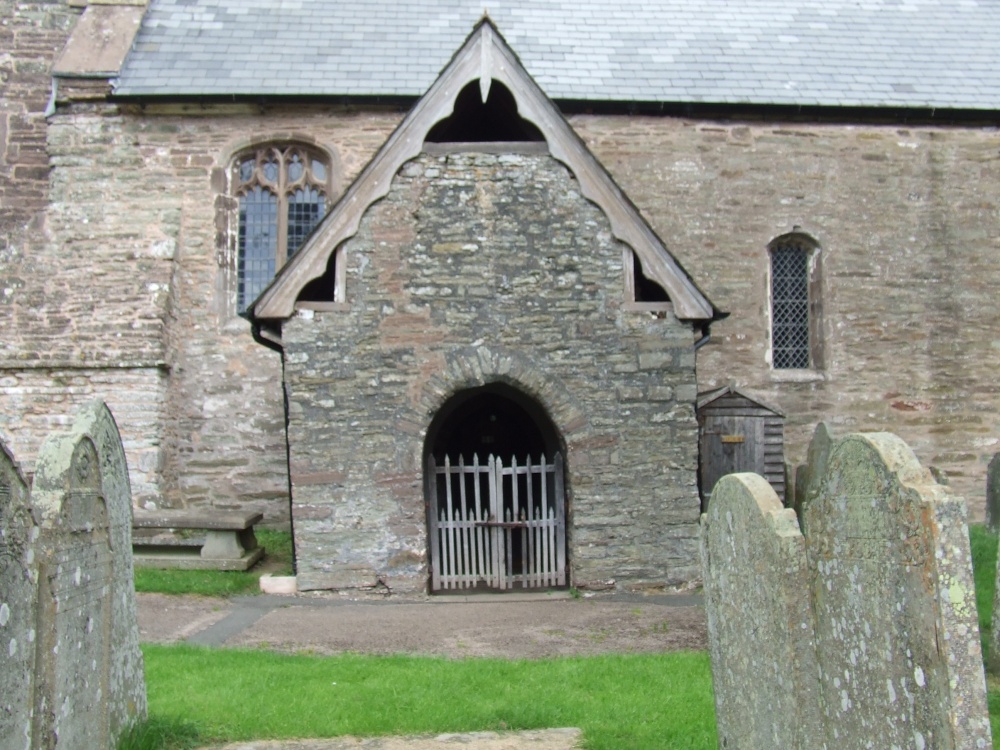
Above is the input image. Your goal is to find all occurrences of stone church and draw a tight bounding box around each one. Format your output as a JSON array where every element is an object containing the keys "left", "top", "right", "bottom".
[{"left": 2, "top": 0, "right": 998, "bottom": 592}]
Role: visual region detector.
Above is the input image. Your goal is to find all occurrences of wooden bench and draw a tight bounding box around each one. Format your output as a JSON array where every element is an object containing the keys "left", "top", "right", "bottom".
[{"left": 132, "top": 510, "right": 265, "bottom": 571}]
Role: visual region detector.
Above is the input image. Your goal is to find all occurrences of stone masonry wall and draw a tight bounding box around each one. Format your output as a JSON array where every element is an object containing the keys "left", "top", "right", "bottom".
[
  {"left": 0, "top": 103, "right": 401, "bottom": 522},
  {"left": 0, "top": 366, "right": 165, "bottom": 507},
  {"left": 3, "top": 92, "right": 999, "bottom": 524},
  {"left": 282, "top": 150, "right": 701, "bottom": 593},
  {"left": 0, "top": 0, "right": 78, "bottom": 259},
  {"left": 575, "top": 115, "right": 1000, "bottom": 512}
]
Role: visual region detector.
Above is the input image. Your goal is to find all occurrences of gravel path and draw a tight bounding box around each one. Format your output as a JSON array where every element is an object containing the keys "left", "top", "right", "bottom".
[
  {"left": 137, "top": 590, "right": 707, "bottom": 749},
  {"left": 137, "top": 590, "right": 707, "bottom": 658}
]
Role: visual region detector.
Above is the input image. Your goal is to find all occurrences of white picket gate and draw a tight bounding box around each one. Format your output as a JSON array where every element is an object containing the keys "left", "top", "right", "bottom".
[{"left": 426, "top": 453, "right": 566, "bottom": 591}]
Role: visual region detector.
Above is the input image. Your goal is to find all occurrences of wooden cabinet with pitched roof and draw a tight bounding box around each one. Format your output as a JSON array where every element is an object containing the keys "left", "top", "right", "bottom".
[{"left": 697, "top": 386, "right": 785, "bottom": 510}]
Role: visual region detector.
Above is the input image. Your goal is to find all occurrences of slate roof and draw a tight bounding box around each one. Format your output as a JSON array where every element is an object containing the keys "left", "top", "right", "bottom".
[{"left": 114, "top": 0, "right": 1000, "bottom": 110}]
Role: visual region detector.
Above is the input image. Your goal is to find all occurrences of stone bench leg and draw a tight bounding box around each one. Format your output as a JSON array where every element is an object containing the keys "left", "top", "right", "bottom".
[{"left": 201, "top": 528, "right": 258, "bottom": 560}]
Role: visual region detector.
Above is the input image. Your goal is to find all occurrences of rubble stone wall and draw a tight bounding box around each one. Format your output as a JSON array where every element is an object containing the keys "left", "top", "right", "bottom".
[
  {"left": 574, "top": 114, "right": 1000, "bottom": 511},
  {"left": 282, "top": 150, "right": 702, "bottom": 592}
]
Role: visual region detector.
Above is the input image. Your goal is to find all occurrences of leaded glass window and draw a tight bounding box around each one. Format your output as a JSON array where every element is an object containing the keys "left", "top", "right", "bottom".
[
  {"left": 235, "top": 145, "right": 330, "bottom": 312},
  {"left": 770, "top": 240, "right": 811, "bottom": 369},
  {"left": 287, "top": 186, "right": 324, "bottom": 257},
  {"left": 238, "top": 186, "right": 278, "bottom": 310}
]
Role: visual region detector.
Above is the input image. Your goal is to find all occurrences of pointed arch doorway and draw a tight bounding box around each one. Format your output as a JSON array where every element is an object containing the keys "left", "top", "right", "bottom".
[{"left": 424, "top": 384, "right": 567, "bottom": 592}]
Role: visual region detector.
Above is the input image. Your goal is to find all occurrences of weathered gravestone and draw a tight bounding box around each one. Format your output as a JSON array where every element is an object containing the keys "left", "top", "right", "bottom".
[
  {"left": 0, "top": 439, "right": 37, "bottom": 750},
  {"left": 986, "top": 452, "right": 1000, "bottom": 532},
  {"left": 699, "top": 473, "right": 823, "bottom": 748},
  {"left": 702, "top": 431, "right": 991, "bottom": 750},
  {"left": 29, "top": 401, "right": 146, "bottom": 749},
  {"left": 791, "top": 421, "right": 834, "bottom": 533}
]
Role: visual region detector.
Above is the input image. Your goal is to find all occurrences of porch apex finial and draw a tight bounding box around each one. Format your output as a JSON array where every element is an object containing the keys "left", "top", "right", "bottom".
[{"left": 480, "top": 22, "right": 494, "bottom": 102}]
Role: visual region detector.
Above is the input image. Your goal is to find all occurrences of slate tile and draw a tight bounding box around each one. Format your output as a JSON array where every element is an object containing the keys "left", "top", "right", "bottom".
[{"left": 114, "top": 0, "right": 1000, "bottom": 108}]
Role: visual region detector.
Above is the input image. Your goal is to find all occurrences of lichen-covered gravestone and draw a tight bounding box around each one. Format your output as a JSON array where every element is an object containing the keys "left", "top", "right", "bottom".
[
  {"left": 702, "top": 431, "right": 991, "bottom": 750},
  {"left": 699, "top": 473, "right": 823, "bottom": 749},
  {"left": 30, "top": 401, "right": 146, "bottom": 749},
  {"left": 0, "top": 439, "right": 37, "bottom": 750}
]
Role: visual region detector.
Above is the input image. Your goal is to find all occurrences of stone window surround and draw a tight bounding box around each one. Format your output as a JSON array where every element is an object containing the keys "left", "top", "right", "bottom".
[
  {"left": 218, "top": 136, "right": 341, "bottom": 319},
  {"left": 766, "top": 230, "right": 825, "bottom": 378}
]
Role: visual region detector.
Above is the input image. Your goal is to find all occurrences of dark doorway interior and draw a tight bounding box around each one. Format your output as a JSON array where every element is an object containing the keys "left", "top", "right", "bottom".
[{"left": 427, "top": 383, "right": 559, "bottom": 464}]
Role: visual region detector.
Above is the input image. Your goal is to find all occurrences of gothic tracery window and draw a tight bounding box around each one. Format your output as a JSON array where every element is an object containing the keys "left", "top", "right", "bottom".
[{"left": 235, "top": 144, "right": 331, "bottom": 312}]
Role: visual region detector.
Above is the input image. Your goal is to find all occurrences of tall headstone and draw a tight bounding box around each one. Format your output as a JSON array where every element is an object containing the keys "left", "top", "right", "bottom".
[
  {"left": 702, "top": 431, "right": 992, "bottom": 750},
  {"left": 0, "top": 440, "right": 37, "bottom": 750},
  {"left": 29, "top": 401, "right": 146, "bottom": 749},
  {"left": 805, "top": 433, "right": 988, "bottom": 748},
  {"left": 700, "top": 473, "right": 822, "bottom": 749},
  {"left": 986, "top": 452, "right": 1000, "bottom": 532}
]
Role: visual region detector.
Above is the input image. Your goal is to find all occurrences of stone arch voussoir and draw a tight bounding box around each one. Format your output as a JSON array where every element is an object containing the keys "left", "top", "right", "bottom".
[{"left": 417, "top": 346, "right": 588, "bottom": 447}]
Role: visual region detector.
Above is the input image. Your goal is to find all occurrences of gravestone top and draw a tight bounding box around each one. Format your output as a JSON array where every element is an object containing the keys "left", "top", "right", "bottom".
[
  {"left": 32, "top": 400, "right": 133, "bottom": 529},
  {"left": 703, "top": 430, "right": 991, "bottom": 749},
  {"left": 0, "top": 439, "right": 31, "bottom": 572},
  {"left": 792, "top": 421, "right": 834, "bottom": 531}
]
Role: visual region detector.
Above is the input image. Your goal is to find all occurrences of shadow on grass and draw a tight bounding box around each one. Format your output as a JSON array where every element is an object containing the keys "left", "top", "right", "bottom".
[{"left": 117, "top": 716, "right": 202, "bottom": 750}]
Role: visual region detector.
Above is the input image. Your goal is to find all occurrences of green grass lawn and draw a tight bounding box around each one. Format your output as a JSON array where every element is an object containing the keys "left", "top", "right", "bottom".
[
  {"left": 124, "top": 525, "right": 1000, "bottom": 750},
  {"left": 970, "top": 524, "right": 997, "bottom": 662},
  {"left": 126, "top": 648, "right": 715, "bottom": 750}
]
